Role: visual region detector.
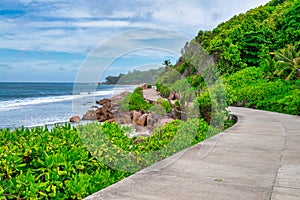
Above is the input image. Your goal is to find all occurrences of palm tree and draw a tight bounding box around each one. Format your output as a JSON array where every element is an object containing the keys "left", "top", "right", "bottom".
[
  {"left": 162, "top": 59, "right": 172, "bottom": 71},
  {"left": 274, "top": 44, "right": 300, "bottom": 81},
  {"left": 262, "top": 54, "right": 277, "bottom": 80},
  {"left": 163, "top": 59, "right": 171, "bottom": 67}
]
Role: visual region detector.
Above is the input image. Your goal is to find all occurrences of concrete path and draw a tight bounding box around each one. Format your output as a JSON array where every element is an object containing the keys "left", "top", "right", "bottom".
[
  {"left": 85, "top": 107, "right": 300, "bottom": 200},
  {"left": 142, "top": 88, "right": 164, "bottom": 103}
]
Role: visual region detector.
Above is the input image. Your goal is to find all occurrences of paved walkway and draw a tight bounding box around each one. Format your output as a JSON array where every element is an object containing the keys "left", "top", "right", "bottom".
[
  {"left": 142, "top": 88, "right": 164, "bottom": 103},
  {"left": 85, "top": 107, "right": 300, "bottom": 200}
]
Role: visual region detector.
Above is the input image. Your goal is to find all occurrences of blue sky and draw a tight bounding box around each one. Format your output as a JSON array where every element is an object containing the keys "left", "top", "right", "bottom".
[{"left": 0, "top": 0, "right": 270, "bottom": 82}]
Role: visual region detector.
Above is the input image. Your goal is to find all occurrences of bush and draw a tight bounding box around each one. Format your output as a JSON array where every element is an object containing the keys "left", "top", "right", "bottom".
[
  {"left": 224, "top": 67, "right": 264, "bottom": 88},
  {"left": 186, "top": 75, "right": 205, "bottom": 89},
  {"left": 119, "top": 87, "right": 152, "bottom": 112},
  {"left": 0, "top": 124, "right": 130, "bottom": 199},
  {"left": 177, "top": 61, "right": 190, "bottom": 74},
  {"left": 155, "top": 83, "right": 171, "bottom": 98},
  {"left": 196, "top": 91, "right": 212, "bottom": 122},
  {"left": 224, "top": 67, "right": 300, "bottom": 115},
  {"left": 174, "top": 99, "right": 180, "bottom": 107},
  {"left": 0, "top": 112, "right": 227, "bottom": 198},
  {"left": 157, "top": 98, "right": 172, "bottom": 113},
  {"left": 79, "top": 119, "right": 211, "bottom": 172}
]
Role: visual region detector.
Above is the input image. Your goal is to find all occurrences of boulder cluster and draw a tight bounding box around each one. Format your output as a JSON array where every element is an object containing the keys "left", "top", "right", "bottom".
[
  {"left": 119, "top": 110, "right": 173, "bottom": 128},
  {"left": 70, "top": 92, "right": 129, "bottom": 123},
  {"left": 69, "top": 89, "right": 176, "bottom": 134},
  {"left": 71, "top": 98, "right": 114, "bottom": 123}
]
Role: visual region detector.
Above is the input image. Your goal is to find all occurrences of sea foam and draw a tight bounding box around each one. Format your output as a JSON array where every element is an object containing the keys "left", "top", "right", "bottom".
[{"left": 0, "top": 90, "right": 114, "bottom": 112}]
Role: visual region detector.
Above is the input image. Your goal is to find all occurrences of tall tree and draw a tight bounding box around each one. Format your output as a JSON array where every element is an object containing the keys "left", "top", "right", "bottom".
[{"left": 163, "top": 59, "right": 171, "bottom": 70}]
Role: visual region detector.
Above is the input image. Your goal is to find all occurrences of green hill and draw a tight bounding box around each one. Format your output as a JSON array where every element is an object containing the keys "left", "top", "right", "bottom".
[
  {"left": 156, "top": 0, "right": 300, "bottom": 120},
  {"left": 105, "top": 68, "right": 164, "bottom": 85},
  {"left": 195, "top": 0, "right": 299, "bottom": 74}
]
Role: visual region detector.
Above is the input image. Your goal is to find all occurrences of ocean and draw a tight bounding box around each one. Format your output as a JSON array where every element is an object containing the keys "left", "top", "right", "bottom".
[{"left": 0, "top": 82, "right": 135, "bottom": 129}]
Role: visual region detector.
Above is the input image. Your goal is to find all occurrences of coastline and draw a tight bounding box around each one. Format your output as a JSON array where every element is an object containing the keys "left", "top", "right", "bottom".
[{"left": 0, "top": 83, "right": 136, "bottom": 130}]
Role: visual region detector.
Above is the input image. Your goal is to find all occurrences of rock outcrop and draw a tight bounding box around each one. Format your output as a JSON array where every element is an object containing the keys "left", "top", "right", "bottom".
[
  {"left": 70, "top": 116, "right": 81, "bottom": 123},
  {"left": 119, "top": 110, "right": 173, "bottom": 128},
  {"left": 131, "top": 110, "right": 142, "bottom": 123},
  {"left": 135, "top": 113, "right": 149, "bottom": 126},
  {"left": 82, "top": 110, "right": 98, "bottom": 120},
  {"left": 95, "top": 104, "right": 113, "bottom": 122},
  {"left": 168, "top": 91, "right": 176, "bottom": 100},
  {"left": 91, "top": 92, "right": 130, "bottom": 123},
  {"left": 78, "top": 88, "right": 177, "bottom": 135},
  {"left": 121, "top": 114, "right": 131, "bottom": 124},
  {"left": 96, "top": 98, "right": 110, "bottom": 105}
]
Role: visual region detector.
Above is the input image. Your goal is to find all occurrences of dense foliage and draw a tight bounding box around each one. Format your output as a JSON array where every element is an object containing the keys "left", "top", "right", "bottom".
[
  {"left": 156, "top": 98, "right": 172, "bottom": 113},
  {"left": 165, "top": 0, "right": 300, "bottom": 119},
  {"left": 0, "top": 124, "right": 130, "bottom": 199},
  {"left": 78, "top": 119, "right": 213, "bottom": 172},
  {"left": 224, "top": 67, "right": 300, "bottom": 115},
  {"left": 0, "top": 118, "right": 213, "bottom": 199},
  {"left": 119, "top": 87, "right": 152, "bottom": 112},
  {"left": 155, "top": 83, "right": 171, "bottom": 98},
  {"left": 105, "top": 68, "right": 164, "bottom": 85},
  {"left": 195, "top": 0, "right": 300, "bottom": 75}
]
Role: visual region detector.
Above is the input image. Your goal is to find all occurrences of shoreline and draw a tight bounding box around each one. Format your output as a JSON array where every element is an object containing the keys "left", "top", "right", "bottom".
[{"left": 0, "top": 84, "right": 137, "bottom": 130}]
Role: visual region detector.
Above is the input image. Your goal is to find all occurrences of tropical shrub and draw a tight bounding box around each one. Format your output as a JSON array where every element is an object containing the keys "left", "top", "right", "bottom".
[
  {"left": 224, "top": 67, "right": 300, "bottom": 115},
  {"left": 274, "top": 44, "right": 300, "bottom": 81},
  {"left": 119, "top": 87, "right": 152, "bottom": 112},
  {"left": 157, "top": 98, "right": 172, "bottom": 113},
  {"left": 155, "top": 83, "right": 171, "bottom": 98},
  {"left": 0, "top": 124, "right": 130, "bottom": 199},
  {"left": 195, "top": 91, "right": 212, "bottom": 122},
  {"left": 0, "top": 114, "right": 228, "bottom": 199}
]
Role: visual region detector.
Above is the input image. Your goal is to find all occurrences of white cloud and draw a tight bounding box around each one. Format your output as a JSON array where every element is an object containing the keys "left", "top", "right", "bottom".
[
  {"left": 0, "top": 0, "right": 273, "bottom": 81},
  {"left": 109, "top": 11, "right": 139, "bottom": 19},
  {"left": 152, "top": 1, "right": 206, "bottom": 25},
  {"left": 2, "top": 0, "right": 271, "bottom": 54},
  {"left": 0, "top": 59, "right": 81, "bottom": 72},
  {"left": 19, "top": 0, "right": 66, "bottom": 4},
  {"left": 25, "top": 20, "right": 130, "bottom": 28}
]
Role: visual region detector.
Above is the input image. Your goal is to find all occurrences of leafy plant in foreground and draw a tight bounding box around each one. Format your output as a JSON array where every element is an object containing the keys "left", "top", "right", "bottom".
[{"left": 274, "top": 44, "right": 300, "bottom": 81}]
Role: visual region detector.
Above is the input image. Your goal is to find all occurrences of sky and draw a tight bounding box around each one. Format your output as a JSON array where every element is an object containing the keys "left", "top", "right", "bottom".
[{"left": 0, "top": 0, "right": 270, "bottom": 82}]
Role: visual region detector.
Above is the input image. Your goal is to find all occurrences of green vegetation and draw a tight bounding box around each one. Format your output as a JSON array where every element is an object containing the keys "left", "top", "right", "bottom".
[
  {"left": 195, "top": 0, "right": 300, "bottom": 75},
  {"left": 2, "top": 0, "right": 299, "bottom": 199},
  {"left": 119, "top": 87, "right": 152, "bottom": 112},
  {"left": 224, "top": 67, "right": 300, "bottom": 115},
  {"left": 164, "top": 0, "right": 300, "bottom": 120},
  {"left": 273, "top": 44, "right": 300, "bottom": 80},
  {"left": 78, "top": 119, "right": 212, "bottom": 172},
  {"left": 104, "top": 74, "right": 123, "bottom": 85},
  {"left": 157, "top": 98, "right": 172, "bottom": 113},
  {"left": 0, "top": 124, "right": 130, "bottom": 199},
  {"left": 105, "top": 68, "right": 164, "bottom": 85},
  {"left": 0, "top": 118, "right": 214, "bottom": 199},
  {"left": 155, "top": 83, "right": 171, "bottom": 98}
]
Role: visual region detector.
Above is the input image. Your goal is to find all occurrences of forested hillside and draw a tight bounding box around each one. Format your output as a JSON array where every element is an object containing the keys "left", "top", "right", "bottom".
[
  {"left": 105, "top": 68, "right": 164, "bottom": 85},
  {"left": 195, "top": 0, "right": 299, "bottom": 75},
  {"left": 157, "top": 0, "right": 300, "bottom": 119}
]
